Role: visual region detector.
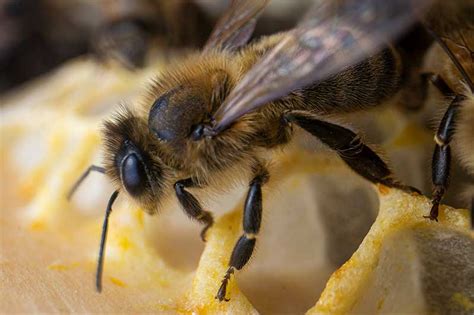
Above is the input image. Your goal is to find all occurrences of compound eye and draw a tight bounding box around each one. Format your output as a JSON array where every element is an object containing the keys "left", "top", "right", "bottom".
[{"left": 121, "top": 153, "right": 148, "bottom": 196}]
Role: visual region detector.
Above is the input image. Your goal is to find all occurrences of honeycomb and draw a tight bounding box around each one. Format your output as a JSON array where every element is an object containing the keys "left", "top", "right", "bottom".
[{"left": 1, "top": 57, "right": 473, "bottom": 314}]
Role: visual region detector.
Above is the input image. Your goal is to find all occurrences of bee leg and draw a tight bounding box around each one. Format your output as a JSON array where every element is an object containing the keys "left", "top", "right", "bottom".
[
  {"left": 92, "top": 18, "right": 151, "bottom": 68},
  {"left": 283, "top": 111, "right": 418, "bottom": 193},
  {"left": 174, "top": 178, "right": 214, "bottom": 241},
  {"left": 426, "top": 94, "right": 464, "bottom": 221},
  {"left": 216, "top": 165, "right": 269, "bottom": 302},
  {"left": 420, "top": 72, "right": 455, "bottom": 99}
]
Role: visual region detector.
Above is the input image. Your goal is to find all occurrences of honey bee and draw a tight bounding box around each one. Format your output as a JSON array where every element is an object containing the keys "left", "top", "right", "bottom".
[
  {"left": 69, "top": 0, "right": 430, "bottom": 302},
  {"left": 92, "top": 0, "right": 211, "bottom": 68},
  {"left": 419, "top": 1, "right": 474, "bottom": 226}
]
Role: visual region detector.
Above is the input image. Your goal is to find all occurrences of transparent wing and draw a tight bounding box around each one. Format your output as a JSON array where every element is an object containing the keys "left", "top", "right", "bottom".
[
  {"left": 212, "top": 0, "right": 431, "bottom": 132},
  {"left": 422, "top": 0, "right": 474, "bottom": 92},
  {"left": 423, "top": 0, "right": 474, "bottom": 36},
  {"left": 203, "top": 0, "right": 269, "bottom": 52}
]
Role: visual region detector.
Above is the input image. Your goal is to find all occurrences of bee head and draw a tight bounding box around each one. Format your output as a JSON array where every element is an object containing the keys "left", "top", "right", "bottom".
[{"left": 103, "top": 106, "right": 171, "bottom": 213}]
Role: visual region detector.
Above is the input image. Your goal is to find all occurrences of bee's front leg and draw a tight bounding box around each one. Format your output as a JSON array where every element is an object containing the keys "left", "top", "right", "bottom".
[
  {"left": 216, "top": 164, "right": 269, "bottom": 302},
  {"left": 174, "top": 178, "right": 214, "bottom": 241}
]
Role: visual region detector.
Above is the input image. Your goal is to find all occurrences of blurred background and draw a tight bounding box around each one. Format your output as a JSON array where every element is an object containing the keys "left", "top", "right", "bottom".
[{"left": 0, "top": 0, "right": 317, "bottom": 93}]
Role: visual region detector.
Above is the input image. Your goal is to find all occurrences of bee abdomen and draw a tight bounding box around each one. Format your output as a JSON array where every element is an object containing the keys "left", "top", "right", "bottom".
[{"left": 301, "top": 47, "right": 402, "bottom": 114}]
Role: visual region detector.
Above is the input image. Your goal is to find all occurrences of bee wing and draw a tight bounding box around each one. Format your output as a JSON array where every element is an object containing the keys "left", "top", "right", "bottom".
[
  {"left": 203, "top": 0, "right": 269, "bottom": 52},
  {"left": 423, "top": 0, "right": 474, "bottom": 36},
  {"left": 212, "top": 0, "right": 431, "bottom": 132},
  {"left": 422, "top": 1, "right": 474, "bottom": 92}
]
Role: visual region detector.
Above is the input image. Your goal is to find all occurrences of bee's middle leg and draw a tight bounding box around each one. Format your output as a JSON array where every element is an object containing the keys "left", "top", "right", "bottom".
[
  {"left": 174, "top": 178, "right": 214, "bottom": 241},
  {"left": 216, "top": 164, "right": 269, "bottom": 302},
  {"left": 283, "top": 111, "right": 419, "bottom": 193}
]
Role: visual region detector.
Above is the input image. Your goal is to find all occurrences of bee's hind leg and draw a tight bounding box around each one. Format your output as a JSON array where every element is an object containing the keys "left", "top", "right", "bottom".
[
  {"left": 174, "top": 178, "right": 214, "bottom": 241},
  {"left": 427, "top": 95, "right": 465, "bottom": 221},
  {"left": 283, "top": 111, "right": 419, "bottom": 193},
  {"left": 216, "top": 164, "right": 269, "bottom": 302},
  {"left": 423, "top": 73, "right": 465, "bottom": 221}
]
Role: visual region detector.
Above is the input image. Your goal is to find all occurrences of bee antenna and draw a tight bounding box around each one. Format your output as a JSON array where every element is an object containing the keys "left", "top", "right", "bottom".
[
  {"left": 426, "top": 27, "right": 474, "bottom": 93},
  {"left": 67, "top": 165, "right": 106, "bottom": 200},
  {"left": 96, "top": 190, "right": 119, "bottom": 293}
]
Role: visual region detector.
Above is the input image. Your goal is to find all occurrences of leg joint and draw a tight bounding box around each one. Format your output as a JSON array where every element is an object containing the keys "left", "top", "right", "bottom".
[{"left": 229, "top": 235, "right": 256, "bottom": 270}]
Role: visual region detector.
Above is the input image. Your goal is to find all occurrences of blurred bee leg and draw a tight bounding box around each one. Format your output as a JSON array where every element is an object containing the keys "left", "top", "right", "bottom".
[
  {"left": 92, "top": 18, "right": 151, "bottom": 69},
  {"left": 216, "top": 165, "right": 269, "bottom": 302},
  {"left": 174, "top": 178, "right": 214, "bottom": 241},
  {"left": 67, "top": 165, "right": 106, "bottom": 200},
  {"left": 425, "top": 75, "right": 465, "bottom": 221},
  {"left": 283, "top": 111, "right": 418, "bottom": 193},
  {"left": 420, "top": 72, "right": 455, "bottom": 100}
]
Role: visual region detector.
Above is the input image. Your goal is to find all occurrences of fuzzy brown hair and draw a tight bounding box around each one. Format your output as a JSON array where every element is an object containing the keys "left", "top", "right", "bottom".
[{"left": 141, "top": 50, "right": 268, "bottom": 183}]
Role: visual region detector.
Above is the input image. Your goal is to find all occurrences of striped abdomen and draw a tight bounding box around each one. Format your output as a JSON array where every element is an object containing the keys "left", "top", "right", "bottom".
[{"left": 300, "top": 47, "right": 402, "bottom": 114}]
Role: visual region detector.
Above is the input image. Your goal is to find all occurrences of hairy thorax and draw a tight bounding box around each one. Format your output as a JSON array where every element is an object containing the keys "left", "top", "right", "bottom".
[{"left": 141, "top": 38, "right": 291, "bottom": 181}]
